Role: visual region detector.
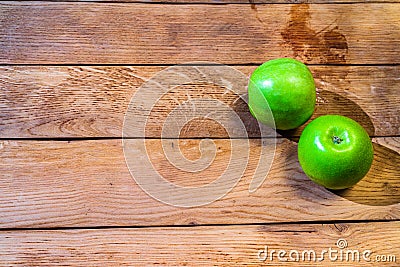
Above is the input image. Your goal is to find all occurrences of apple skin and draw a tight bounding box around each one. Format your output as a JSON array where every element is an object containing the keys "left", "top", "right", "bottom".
[
  {"left": 248, "top": 58, "right": 316, "bottom": 130},
  {"left": 298, "top": 115, "right": 374, "bottom": 190}
]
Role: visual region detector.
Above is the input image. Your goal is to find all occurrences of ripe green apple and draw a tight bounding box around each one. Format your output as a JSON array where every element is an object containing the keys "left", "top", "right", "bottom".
[
  {"left": 248, "top": 58, "right": 316, "bottom": 130},
  {"left": 298, "top": 115, "right": 374, "bottom": 190}
]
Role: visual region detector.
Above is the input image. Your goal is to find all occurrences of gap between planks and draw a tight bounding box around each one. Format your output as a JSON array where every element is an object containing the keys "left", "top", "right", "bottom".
[
  {"left": 3, "top": 1, "right": 400, "bottom": 4},
  {"left": 0, "top": 218, "right": 398, "bottom": 232}
]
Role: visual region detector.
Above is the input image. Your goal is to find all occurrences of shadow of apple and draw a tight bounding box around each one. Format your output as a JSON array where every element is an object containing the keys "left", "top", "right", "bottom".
[
  {"left": 237, "top": 90, "right": 399, "bottom": 206},
  {"left": 231, "top": 94, "right": 262, "bottom": 138},
  {"left": 331, "top": 143, "right": 400, "bottom": 206},
  {"left": 277, "top": 89, "right": 375, "bottom": 140}
]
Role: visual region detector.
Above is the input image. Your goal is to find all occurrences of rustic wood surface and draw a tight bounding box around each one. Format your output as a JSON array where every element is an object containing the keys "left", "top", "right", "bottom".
[
  {"left": 0, "top": 66, "right": 398, "bottom": 138},
  {"left": 0, "top": 222, "right": 398, "bottom": 266},
  {"left": 0, "top": 137, "right": 398, "bottom": 228},
  {"left": 1, "top": 3, "right": 400, "bottom": 64},
  {"left": 1, "top": 0, "right": 399, "bottom": 266}
]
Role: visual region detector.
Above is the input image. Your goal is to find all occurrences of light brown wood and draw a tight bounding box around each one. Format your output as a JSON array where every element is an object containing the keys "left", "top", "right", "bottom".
[
  {"left": 0, "top": 222, "right": 398, "bottom": 266},
  {"left": 1, "top": 1, "right": 398, "bottom": 265},
  {"left": 0, "top": 66, "right": 398, "bottom": 138},
  {"left": 1, "top": 3, "right": 399, "bottom": 64},
  {"left": 0, "top": 137, "right": 398, "bottom": 228}
]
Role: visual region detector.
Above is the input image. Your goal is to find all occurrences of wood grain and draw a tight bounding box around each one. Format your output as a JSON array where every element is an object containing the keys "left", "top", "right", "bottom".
[
  {"left": 0, "top": 137, "right": 398, "bottom": 228},
  {"left": 0, "top": 222, "right": 399, "bottom": 266},
  {"left": 1, "top": 1, "right": 398, "bottom": 266},
  {"left": 0, "top": 66, "right": 398, "bottom": 138},
  {"left": 1, "top": 3, "right": 399, "bottom": 64}
]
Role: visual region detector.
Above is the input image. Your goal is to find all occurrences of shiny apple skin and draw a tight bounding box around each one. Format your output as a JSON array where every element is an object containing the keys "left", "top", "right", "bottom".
[
  {"left": 298, "top": 115, "right": 374, "bottom": 190},
  {"left": 248, "top": 58, "right": 316, "bottom": 130}
]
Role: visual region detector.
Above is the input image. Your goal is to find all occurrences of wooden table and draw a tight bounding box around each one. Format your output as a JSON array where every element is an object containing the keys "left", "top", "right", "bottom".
[{"left": 0, "top": 1, "right": 399, "bottom": 266}]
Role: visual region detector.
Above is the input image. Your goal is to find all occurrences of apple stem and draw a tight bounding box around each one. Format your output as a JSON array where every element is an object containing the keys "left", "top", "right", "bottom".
[{"left": 333, "top": 136, "right": 343, "bottom": 144}]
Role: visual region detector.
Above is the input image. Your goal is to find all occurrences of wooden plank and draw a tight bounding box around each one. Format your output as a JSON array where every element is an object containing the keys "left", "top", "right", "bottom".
[
  {"left": 0, "top": 137, "right": 398, "bottom": 228},
  {"left": 0, "top": 222, "right": 399, "bottom": 266},
  {"left": 0, "top": 66, "right": 398, "bottom": 138},
  {"left": 1, "top": 3, "right": 399, "bottom": 64}
]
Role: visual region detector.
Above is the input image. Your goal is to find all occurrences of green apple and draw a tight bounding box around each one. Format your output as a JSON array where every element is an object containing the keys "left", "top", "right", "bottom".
[
  {"left": 248, "top": 58, "right": 316, "bottom": 130},
  {"left": 298, "top": 115, "right": 374, "bottom": 190}
]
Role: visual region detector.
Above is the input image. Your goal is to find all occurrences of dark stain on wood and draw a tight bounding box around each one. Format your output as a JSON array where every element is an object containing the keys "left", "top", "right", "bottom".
[
  {"left": 249, "top": 1, "right": 264, "bottom": 26},
  {"left": 281, "top": 4, "right": 348, "bottom": 63}
]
